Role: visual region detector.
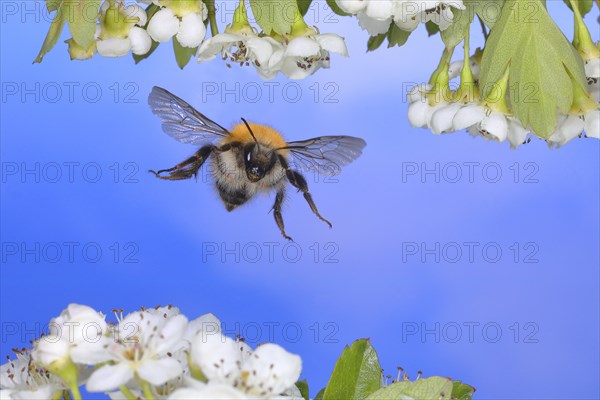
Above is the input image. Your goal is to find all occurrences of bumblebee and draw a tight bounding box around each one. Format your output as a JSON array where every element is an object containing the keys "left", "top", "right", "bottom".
[{"left": 148, "top": 86, "right": 366, "bottom": 241}]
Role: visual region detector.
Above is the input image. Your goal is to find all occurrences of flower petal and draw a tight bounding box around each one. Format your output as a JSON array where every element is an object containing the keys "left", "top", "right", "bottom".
[
  {"left": 584, "top": 109, "right": 599, "bottom": 139},
  {"left": 190, "top": 333, "right": 244, "bottom": 385},
  {"left": 241, "top": 343, "right": 302, "bottom": 397},
  {"left": 430, "top": 102, "right": 462, "bottom": 134},
  {"left": 97, "top": 37, "right": 132, "bottom": 57},
  {"left": 407, "top": 101, "right": 430, "bottom": 128},
  {"left": 154, "top": 314, "right": 188, "bottom": 355},
  {"left": 147, "top": 8, "right": 180, "bottom": 42},
  {"left": 335, "top": 0, "right": 367, "bottom": 14},
  {"left": 169, "top": 383, "right": 248, "bottom": 399},
  {"left": 86, "top": 363, "right": 134, "bottom": 392},
  {"left": 479, "top": 111, "right": 508, "bottom": 142},
  {"left": 507, "top": 117, "right": 529, "bottom": 149},
  {"left": 452, "top": 104, "right": 486, "bottom": 130},
  {"left": 365, "top": 0, "right": 394, "bottom": 20},
  {"left": 177, "top": 12, "right": 207, "bottom": 48},
  {"left": 285, "top": 37, "right": 320, "bottom": 57},
  {"left": 357, "top": 12, "right": 391, "bottom": 35},
  {"left": 130, "top": 27, "right": 152, "bottom": 55},
  {"left": 316, "top": 34, "right": 348, "bottom": 56},
  {"left": 137, "top": 358, "right": 183, "bottom": 386}
]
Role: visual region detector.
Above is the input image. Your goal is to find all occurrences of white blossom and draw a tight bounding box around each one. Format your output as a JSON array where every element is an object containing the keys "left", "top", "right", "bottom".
[
  {"left": 1, "top": 350, "right": 63, "bottom": 400},
  {"left": 97, "top": 1, "right": 152, "bottom": 57},
  {"left": 189, "top": 333, "right": 302, "bottom": 397},
  {"left": 394, "top": 1, "right": 466, "bottom": 32},
  {"left": 197, "top": 32, "right": 284, "bottom": 79},
  {"left": 146, "top": 1, "right": 208, "bottom": 48},
  {"left": 86, "top": 310, "right": 188, "bottom": 392},
  {"left": 547, "top": 114, "right": 585, "bottom": 147},
  {"left": 272, "top": 34, "right": 349, "bottom": 80},
  {"left": 584, "top": 109, "right": 599, "bottom": 139}
]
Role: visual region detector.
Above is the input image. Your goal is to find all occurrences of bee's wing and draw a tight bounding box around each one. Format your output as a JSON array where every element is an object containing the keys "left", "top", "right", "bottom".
[
  {"left": 283, "top": 136, "right": 366, "bottom": 176},
  {"left": 148, "top": 86, "right": 229, "bottom": 146}
]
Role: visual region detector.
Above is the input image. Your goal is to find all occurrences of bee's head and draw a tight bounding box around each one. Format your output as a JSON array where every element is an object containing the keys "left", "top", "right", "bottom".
[
  {"left": 244, "top": 143, "right": 275, "bottom": 182},
  {"left": 240, "top": 118, "right": 276, "bottom": 183}
]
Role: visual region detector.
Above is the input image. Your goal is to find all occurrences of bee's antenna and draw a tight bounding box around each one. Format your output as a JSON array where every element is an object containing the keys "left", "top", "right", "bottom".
[{"left": 241, "top": 118, "right": 259, "bottom": 147}]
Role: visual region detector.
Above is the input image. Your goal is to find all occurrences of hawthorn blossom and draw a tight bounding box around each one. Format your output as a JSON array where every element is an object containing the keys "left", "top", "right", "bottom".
[
  {"left": 1, "top": 350, "right": 63, "bottom": 400},
  {"left": 97, "top": 1, "right": 152, "bottom": 57},
  {"left": 273, "top": 34, "right": 349, "bottom": 80},
  {"left": 147, "top": 0, "right": 208, "bottom": 48},
  {"left": 188, "top": 332, "right": 302, "bottom": 397},
  {"left": 197, "top": 33, "right": 284, "bottom": 79},
  {"left": 86, "top": 310, "right": 188, "bottom": 392},
  {"left": 336, "top": 0, "right": 466, "bottom": 34},
  {"left": 395, "top": 0, "right": 465, "bottom": 32}
]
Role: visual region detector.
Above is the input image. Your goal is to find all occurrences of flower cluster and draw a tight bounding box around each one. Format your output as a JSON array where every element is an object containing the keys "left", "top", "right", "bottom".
[
  {"left": 0, "top": 304, "right": 303, "bottom": 400},
  {"left": 335, "top": 0, "right": 466, "bottom": 35},
  {"left": 196, "top": 0, "right": 348, "bottom": 80},
  {"left": 68, "top": 0, "right": 208, "bottom": 60},
  {"left": 407, "top": 15, "right": 600, "bottom": 149}
]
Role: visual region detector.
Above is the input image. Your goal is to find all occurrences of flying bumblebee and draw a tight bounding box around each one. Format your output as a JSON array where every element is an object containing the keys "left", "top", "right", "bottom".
[{"left": 148, "top": 86, "right": 366, "bottom": 241}]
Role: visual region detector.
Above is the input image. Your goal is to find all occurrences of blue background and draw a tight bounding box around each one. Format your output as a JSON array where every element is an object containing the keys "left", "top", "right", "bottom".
[{"left": 1, "top": 1, "right": 599, "bottom": 399}]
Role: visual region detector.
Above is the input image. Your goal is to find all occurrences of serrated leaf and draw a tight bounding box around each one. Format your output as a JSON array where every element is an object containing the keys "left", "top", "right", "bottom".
[
  {"left": 34, "top": 7, "right": 67, "bottom": 63},
  {"left": 66, "top": 0, "right": 101, "bottom": 49},
  {"left": 451, "top": 380, "right": 475, "bottom": 400},
  {"left": 367, "top": 33, "right": 386, "bottom": 51},
  {"left": 297, "top": 0, "right": 313, "bottom": 16},
  {"left": 322, "top": 339, "right": 381, "bottom": 400},
  {"left": 480, "top": 0, "right": 588, "bottom": 137},
  {"left": 326, "top": 0, "right": 352, "bottom": 16},
  {"left": 173, "top": 38, "right": 197, "bottom": 69},
  {"left": 388, "top": 24, "right": 411, "bottom": 48},
  {"left": 133, "top": 3, "right": 160, "bottom": 64},
  {"left": 440, "top": 4, "right": 474, "bottom": 48},
  {"left": 295, "top": 380, "right": 309, "bottom": 400},
  {"left": 365, "top": 377, "right": 454, "bottom": 400},
  {"left": 249, "top": 0, "right": 299, "bottom": 35},
  {"left": 471, "top": 0, "right": 503, "bottom": 29},
  {"left": 425, "top": 20, "right": 440, "bottom": 36},
  {"left": 563, "top": 0, "right": 593, "bottom": 16}
]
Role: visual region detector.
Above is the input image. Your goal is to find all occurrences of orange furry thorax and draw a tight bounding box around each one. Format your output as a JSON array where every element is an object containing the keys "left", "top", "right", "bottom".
[{"left": 225, "top": 122, "right": 289, "bottom": 152}]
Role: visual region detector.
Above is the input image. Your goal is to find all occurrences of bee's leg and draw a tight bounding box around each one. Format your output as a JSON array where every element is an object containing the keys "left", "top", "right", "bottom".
[
  {"left": 279, "top": 157, "right": 332, "bottom": 228},
  {"left": 149, "top": 145, "right": 213, "bottom": 180},
  {"left": 273, "top": 189, "right": 293, "bottom": 241}
]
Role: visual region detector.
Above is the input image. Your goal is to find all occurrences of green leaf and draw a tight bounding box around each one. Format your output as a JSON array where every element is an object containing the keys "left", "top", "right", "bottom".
[
  {"left": 46, "top": 0, "right": 61, "bottom": 13},
  {"left": 480, "top": 0, "right": 588, "bottom": 137},
  {"left": 173, "top": 38, "right": 198, "bottom": 69},
  {"left": 326, "top": 0, "right": 352, "bottom": 16},
  {"left": 563, "top": 0, "right": 593, "bottom": 16},
  {"left": 315, "top": 388, "right": 325, "bottom": 400},
  {"left": 365, "top": 377, "right": 454, "bottom": 400},
  {"left": 249, "top": 0, "right": 299, "bottom": 35},
  {"left": 425, "top": 21, "right": 440, "bottom": 36},
  {"left": 440, "top": 4, "right": 474, "bottom": 48},
  {"left": 451, "top": 380, "right": 476, "bottom": 400},
  {"left": 34, "top": 7, "right": 67, "bottom": 63},
  {"left": 133, "top": 3, "right": 160, "bottom": 64},
  {"left": 367, "top": 33, "right": 387, "bottom": 52},
  {"left": 295, "top": 380, "right": 309, "bottom": 400},
  {"left": 472, "top": 0, "right": 504, "bottom": 29},
  {"left": 387, "top": 24, "right": 411, "bottom": 48},
  {"left": 66, "top": 0, "right": 101, "bottom": 49},
  {"left": 297, "top": 0, "right": 313, "bottom": 16},
  {"left": 322, "top": 339, "right": 381, "bottom": 400}
]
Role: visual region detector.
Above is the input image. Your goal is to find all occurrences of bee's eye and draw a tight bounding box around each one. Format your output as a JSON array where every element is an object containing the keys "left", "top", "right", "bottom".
[{"left": 246, "top": 152, "right": 251, "bottom": 162}]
